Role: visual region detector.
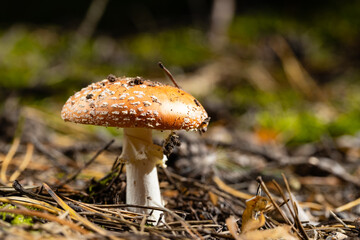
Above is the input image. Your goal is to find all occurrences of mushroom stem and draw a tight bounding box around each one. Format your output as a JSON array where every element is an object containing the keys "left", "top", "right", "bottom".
[{"left": 120, "top": 128, "right": 164, "bottom": 223}]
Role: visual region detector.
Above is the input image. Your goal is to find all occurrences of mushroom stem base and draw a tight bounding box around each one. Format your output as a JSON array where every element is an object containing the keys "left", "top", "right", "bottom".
[
  {"left": 121, "top": 128, "right": 164, "bottom": 223},
  {"left": 126, "top": 161, "right": 162, "bottom": 220}
]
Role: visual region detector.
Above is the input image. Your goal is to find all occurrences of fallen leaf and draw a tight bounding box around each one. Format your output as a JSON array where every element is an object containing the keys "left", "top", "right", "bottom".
[
  {"left": 162, "top": 189, "right": 179, "bottom": 198},
  {"left": 241, "top": 196, "right": 269, "bottom": 232},
  {"left": 226, "top": 216, "right": 241, "bottom": 239},
  {"left": 254, "top": 127, "right": 280, "bottom": 145},
  {"left": 209, "top": 191, "right": 218, "bottom": 205},
  {"left": 240, "top": 225, "right": 299, "bottom": 240}
]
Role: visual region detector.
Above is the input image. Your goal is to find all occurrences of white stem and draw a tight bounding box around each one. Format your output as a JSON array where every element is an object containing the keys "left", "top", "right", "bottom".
[{"left": 120, "top": 128, "right": 164, "bottom": 223}]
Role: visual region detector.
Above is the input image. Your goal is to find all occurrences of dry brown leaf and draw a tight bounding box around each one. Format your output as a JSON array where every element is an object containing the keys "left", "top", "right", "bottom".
[
  {"left": 226, "top": 216, "right": 241, "bottom": 239},
  {"left": 254, "top": 127, "right": 280, "bottom": 145},
  {"left": 241, "top": 196, "right": 269, "bottom": 232},
  {"left": 240, "top": 225, "right": 300, "bottom": 240},
  {"left": 209, "top": 191, "right": 219, "bottom": 205},
  {"left": 162, "top": 189, "right": 179, "bottom": 198}
]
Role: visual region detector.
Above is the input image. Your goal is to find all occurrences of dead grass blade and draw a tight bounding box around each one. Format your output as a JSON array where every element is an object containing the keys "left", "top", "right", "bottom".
[
  {"left": 0, "top": 208, "right": 89, "bottom": 235},
  {"left": 257, "top": 176, "right": 303, "bottom": 239},
  {"left": 335, "top": 197, "right": 360, "bottom": 213},
  {"left": 42, "top": 183, "right": 114, "bottom": 238},
  {"left": 9, "top": 143, "right": 34, "bottom": 182},
  {"left": 149, "top": 202, "right": 203, "bottom": 239},
  {"left": 213, "top": 176, "right": 253, "bottom": 199},
  {"left": 0, "top": 196, "right": 63, "bottom": 215},
  {"left": 65, "top": 198, "right": 143, "bottom": 219},
  {"left": 282, "top": 174, "right": 310, "bottom": 240},
  {"left": 1, "top": 137, "right": 20, "bottom": 184}
]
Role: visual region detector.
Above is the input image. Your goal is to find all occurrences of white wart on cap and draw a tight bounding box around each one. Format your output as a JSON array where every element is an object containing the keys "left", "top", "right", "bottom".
[{"left": 61, "top": 76, "right": 209, "bottom": 131}]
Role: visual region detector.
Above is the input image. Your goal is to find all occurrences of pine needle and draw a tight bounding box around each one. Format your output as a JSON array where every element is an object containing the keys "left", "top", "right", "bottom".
[
  {"left": 9, "top": 143, "right": 34, "bottom": 182},
  {"left": 1, "top": 137, "right": 20, "bottom": 184}
]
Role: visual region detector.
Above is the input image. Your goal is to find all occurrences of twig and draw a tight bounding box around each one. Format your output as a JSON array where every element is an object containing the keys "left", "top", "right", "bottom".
[
  {"left": 158, "top": 62, "right": 181, "bottom": 88},
  {"left": 272, "top": 180, "right": 297, "bottom": 222},
  {"left": 282, "top": 173, "right": 310, "bottom": 240},
  {"left": 256, "top": 176, "right": 303, "bottom": 239},
  {"left": 169, "top": 170, "right": 246, "bottom": 209},
  {"left": 149, "top": 202, "right": 203, "bottom": 239},
  {"left": 57, "top": 139, "right": 114, "bottom": 187},
  {"left": 100, "top": 163, "right": 124, "bottom": 193},
  {"left": 31, "top": 135, "right": 70, "bottom": 173},
  {"left": 329, "top": 210, "right": 349, "bottom": 228},
  {"left": 93, "top": 203, "right": 185, "bottom": 214},
  {"left": 43, "top": 183, "right": 116, "bottom": 238},
  {"left": 0, "top": 196, "right": 62, "bottom": 216},
  {"left": 13, "top": 180, "right": 54, "bottom": 203},
  {"left": 64, "top": 197, "right": 141, "bottom": 220}
]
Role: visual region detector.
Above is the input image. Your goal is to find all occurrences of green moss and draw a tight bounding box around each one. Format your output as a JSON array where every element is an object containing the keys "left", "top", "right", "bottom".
[
  {"left": 329, "top": 110, "right": 360, "bottom": 136},
  {"left": 125, "top": 28, "right": 212, "bottom": 67},
  {"left": 256, "top": 110, "right": 327, "bottom": 144},
  {"left": 0, "top": 204, "right": 33, "bottom": 226},
  {"left": 11, "top": 214, "right": 33, "bottom": 225},
  {"left": 87, "top": 171, "right": 117, "bottom": 195}
]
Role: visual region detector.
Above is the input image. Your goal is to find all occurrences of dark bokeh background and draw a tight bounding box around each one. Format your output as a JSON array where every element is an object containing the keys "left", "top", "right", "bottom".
[
  {"left": 0, "top": 0, "right": 360, "bottom": 144},
  {"left": 0, "top": 2, "right": 360, "bottom": 236},
  {"left": 2, "top": 1, "right": 359, "bottom": 35}
]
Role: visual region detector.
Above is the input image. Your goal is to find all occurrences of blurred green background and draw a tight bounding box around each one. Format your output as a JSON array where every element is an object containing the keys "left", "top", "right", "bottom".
[{"left": 0, "top": 0, "right": 359, "bottom": 145}]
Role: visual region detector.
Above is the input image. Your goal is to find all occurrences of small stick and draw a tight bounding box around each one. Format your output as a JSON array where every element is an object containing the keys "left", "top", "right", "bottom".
[
  {"left": 256, "top": 183, "right": 262, "bottom": 196},
  {"left": 329, "top": 210, "right": 349, "bottom": 228},
  {"left": 13, "top": 180, "right": 54, "bottom": 202},
  {"left": 149, "top": 199, "right": 203, "bottom": 239},
  {"left": 100, "top": 163, "right": 124, "bottom": 193},
  {"left": 57, "top": 139, "right": 114, "bottom": 187},
  {"left": 282, "top": 173, "right": 310, "bottom": 240},
  {"left": 256, "top": 176, "right": 303, "bottom": 239},
  {"left": 158, "top": 62, "right": 181, "bottom": 88},
  {"left": 43, "top": 183, "right": 111, "bottom": 237}
]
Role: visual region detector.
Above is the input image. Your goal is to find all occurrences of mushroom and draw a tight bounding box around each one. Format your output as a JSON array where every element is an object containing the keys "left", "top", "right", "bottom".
[{"left": 61, "top": 76, "right": 209, "bottom": 222}]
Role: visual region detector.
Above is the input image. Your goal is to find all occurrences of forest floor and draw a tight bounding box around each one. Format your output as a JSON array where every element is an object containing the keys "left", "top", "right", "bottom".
[
  {"left": 0, "top": 94, "right": 359, "bottom": 240},
  {"left": 1, "top": 5, "right": 360, "bottom": 237}
]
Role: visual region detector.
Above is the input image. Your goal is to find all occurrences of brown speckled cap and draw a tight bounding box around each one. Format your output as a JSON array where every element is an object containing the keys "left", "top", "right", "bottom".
[{"left": 61, "top": 76, "right": 209, "bottom": 132}]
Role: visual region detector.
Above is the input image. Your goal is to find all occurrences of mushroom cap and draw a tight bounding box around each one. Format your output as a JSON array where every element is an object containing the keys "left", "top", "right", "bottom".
[{"left": 61, "top": 76, "right": 209, "bottom": 132}]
